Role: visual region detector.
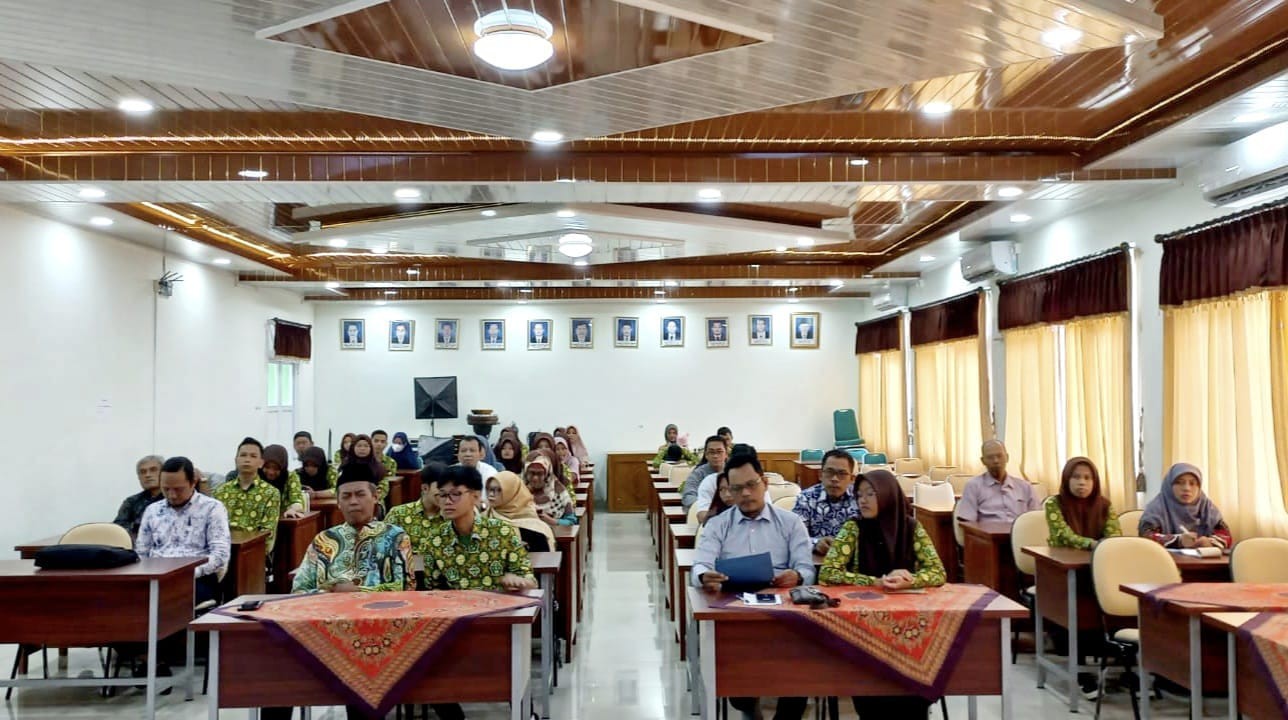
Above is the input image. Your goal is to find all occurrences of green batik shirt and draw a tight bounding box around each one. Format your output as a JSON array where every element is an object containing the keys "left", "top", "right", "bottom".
[
  {"left": 291, "top": 521, "right": 413, "bottom": 593},
  {"left": 279, "top": 472, "right": 305, "bottom": 515},
  {"left": 213, "top": 477, "right": 282, "bottom": 553},
  {"left": 384, "top": 500, "right": 447, "bottom": 556},
  {"left": 1044, "top": 496, "right": 1122, "bottom": 550},
  {"left": 381, "top": 454, "right": 398, "bottom": 478},
  {"left": 818, "top": 519, "right": 947, "bottom": 589},
  {"left": 423, "top": 513, "right": 535, "bottom": 590}
]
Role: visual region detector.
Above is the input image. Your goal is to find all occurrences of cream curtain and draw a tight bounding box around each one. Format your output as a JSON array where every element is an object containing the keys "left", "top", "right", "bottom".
[
  {"left": 1003, "top": 326, "right": 1060, "bottom": 492},
  {"left": 1065, "top": 314, "right": 1135, "bottom": 511},
  {"left": 1163, "top": 290, "right": 1288, "bottom": 540},
  {"left": 914, "top": 337, "right": 983, "bottom": 471},
  {"left": 858, "top": 349, "right": 906, "bottom": 459}
]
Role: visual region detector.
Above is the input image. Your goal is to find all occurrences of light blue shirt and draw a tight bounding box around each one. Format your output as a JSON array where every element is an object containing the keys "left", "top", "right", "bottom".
[
  {"left": 955, "top": 472, "right": 1040, "bottom": 524},
  {"left": 691, "top": 502, "right": 815, "bottom": 587}
]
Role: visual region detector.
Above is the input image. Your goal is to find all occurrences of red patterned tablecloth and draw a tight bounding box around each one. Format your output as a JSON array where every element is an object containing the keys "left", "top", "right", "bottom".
[
  {"left": 1239, "top": 612, "right": 1288, "bottom": 718},
  {"left": 721, "top": 584, "right": 998, "bottom": 699},
  {"left": 1145, "top": 583, "right": 1288, "bottom": 611},
  {"left": 215, "top": 590, "right": 538, "bottom": 716}
]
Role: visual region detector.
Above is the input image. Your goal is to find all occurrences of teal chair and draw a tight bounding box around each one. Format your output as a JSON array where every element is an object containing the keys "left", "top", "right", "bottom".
[
  {"left": 832, "top": 409, "right": 865, "bottom": 449},
  {"left": 864, "top": 452, "right": 887, "bottom": 465},
  {"left": 845, "top": 448, "right": 869, "bottom": 463},
  {"left": 799, "top": 449, "right": 825, "bottom": 462}
]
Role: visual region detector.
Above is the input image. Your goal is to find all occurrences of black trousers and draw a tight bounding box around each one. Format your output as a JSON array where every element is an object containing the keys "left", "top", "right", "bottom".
[
  {"left": 729, "top": 696, "right": 807, "bottom": 720},
  {"left": 851, "top": 696, "right": 930, "bottom": 720}
]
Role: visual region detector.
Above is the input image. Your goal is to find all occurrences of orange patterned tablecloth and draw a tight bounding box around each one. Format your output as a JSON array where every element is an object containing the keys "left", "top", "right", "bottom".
[
  {"left": 1240, "top": 612, "right": 1288, "bottom": 717},
  {"left": 1145, "top": 583, "right": 1288, "bottom": 611},
  {"left": 216, "top": 590, "right": 538, "bottom": 716},
  {"left": 721, "top": 584, "right": 997, "bottom": 699}
]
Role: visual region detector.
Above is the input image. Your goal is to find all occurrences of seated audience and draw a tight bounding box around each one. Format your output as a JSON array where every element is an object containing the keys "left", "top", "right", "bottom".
[
  {"left": 297, "top": 446, "right": 337, "bottom": 498},
  {"left": 663, "top": 443, "right": 685, "bottom": 463},
  {"left": 955, "top": 439, "right": 1040, "bottom": 523},
  {"left": 792, "top": 448, "right": 858, "bottom": 554},
  {"left": 456, "top": 435, "right": 497, "bottom": 481},
  {"left": 114, "top": 454, "right": 165, "bottom": 537},
  {"left": 523, "top": 452, "right": 577, "bottom": 526},
  {"left": 566, "top": 425, "right": 591, "bottom": 464},
  {"left": 260, "top": 444, "right": 305, "bottom": 519},
  {"left": 531, "top": 432, "right": 556, "bottom": 454},
  {"left": 386, "top": 431, "right": 423, "bottom": 471},
  {"left": 493, "top": 435, "right": 524, "bottom": 474},
  {"left": 486, "top": 470, "right": 556, "bottom": 551},
  {"left": 554, "top": 436, "right": 581, "bottom": 476},
  {"left": 497, "top": 424, "right": 529, "bottom": 456},
  {"left": 136, "top": 456, "right": 230, "bottom": 605},
  {"left": 1139, "top": 463, "right": 1233, "bottom": 549},
  {"left": 690, "top": 436, "right": 733, "bottom": 519},
  {"left": 1045, "top": 457, "right": 1121, "bottom": 549},
  {"left": 370, "top": 429, "right": 399, "bottom": 478},
  {"left": 717, "top": 426, "right": 733, "bottom": 445},
  {"left": 213, "top": 437, "right": 282, "bottom": 552},
  {"left": 692, "top": 452, "right": 813, "bottom": 720},
  {"left": 652, "top": 423, "right": 699, "bottom": 465},
  {"left": 700, "top": 472, "right": 732, "bottom": 526},
  {"left": 292, "top": 431, "right": 313, "bottom": 464},
  {"left": 384, "top": 462, "right": 448, "bottom": 556},
  {"left": 344, "top": 434, "right": 390, "bottom": 507},
  {"left": 423, "top": 465, "right": 537, "bottom": 592},
  {"left": 819, "top": 468, "right": 944, "bottom": 720},
  {"left": 333, "top": 432, "right": 356, "bottom": 467}
]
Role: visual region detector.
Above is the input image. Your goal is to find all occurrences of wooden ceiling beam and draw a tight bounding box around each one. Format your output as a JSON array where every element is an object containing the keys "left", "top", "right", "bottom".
[{"left": 307, "top": 286, "right": 869, "bottom": 302}]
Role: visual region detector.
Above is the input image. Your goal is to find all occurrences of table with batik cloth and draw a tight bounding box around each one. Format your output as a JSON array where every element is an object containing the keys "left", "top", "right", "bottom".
[
  {"left": 1123, "top": 582, "right": 1288, "bottom": 720},
  {"left": 1205, "top": 611, "right": 1288, "bottom": 720},
  {"left": 688, "top": 583, "right": 1027, "bottom": 720},
  {"left": 191, "top": 589, "right": 540, "bottom": 719}
]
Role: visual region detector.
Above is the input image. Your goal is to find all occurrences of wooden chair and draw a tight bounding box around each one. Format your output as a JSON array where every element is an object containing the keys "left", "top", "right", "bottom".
[
  {"left": 1116, "top": 509, "right": 1143, "bottom": 538},
  {"left": 1231, "top": 538, "right": 1288, "bottom": 582},
  {"left": 894, "top": 458, "right": 926, "bottom": 476},
  {"left": 59, "top": 522, "right": 132, "bottom": 548}
]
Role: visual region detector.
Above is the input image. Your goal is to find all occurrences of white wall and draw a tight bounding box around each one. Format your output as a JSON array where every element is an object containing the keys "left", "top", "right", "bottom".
[
  {"left": 857, "top": 173, "right": 1229, "bottom": 494},
  {"left": 0, "top": 205, "right": 314, "bottom": 551},
  {"left": 313, "top": 299, "right": 864, "bottom": 477}
]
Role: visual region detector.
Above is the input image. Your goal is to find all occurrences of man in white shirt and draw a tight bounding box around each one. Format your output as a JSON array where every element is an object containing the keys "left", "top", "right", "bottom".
[
  {"left": 456, "top": 435, "right": 497, "bottom": 482},
  {"left": 136, "top": 456, "right": 231, "bottom": 605}
]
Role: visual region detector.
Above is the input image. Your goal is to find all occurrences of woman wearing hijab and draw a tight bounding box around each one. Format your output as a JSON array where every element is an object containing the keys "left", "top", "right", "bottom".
[
  {"left": 333, "top": 432, "right": 356, "bottom": 467},
  {"left": 386, "top": 431, "right": 423, "bottom": 471},
  {"left": 700, "top": 472, "right": 733, "bottom": 526},
  {"left": 553, "top": 436, "right": 581, "bottom": 477},
  {"left": 297, "top": 446, "right": 336, "bottom": 498},
  {"left": 820, "top": 469, "right": 945, "bottom": 719},
  {"left": 486, "top": 470, "right": 556, "bottom": 552},
  {"left": 1139, "top": 463, "right": 1233, "bottom": 549},
  {"left": 531, "top": 434, "right": 572, "bottom": 484},
  {"left": 494, "top": 436, "right": 524, "bottom": 474},
  {"left": 651, "top": 423, "right": 699, "bottom": 465},
  {"left": 566, "top": 425, "right": 591, "bottom": 463},
  {"left": 1045, "top": 457, "right": 1121, "bottom": 549},
  {"left": 344, "top": 434, "right": 390, "bottom": 509},
  {"left": 260, "top": 444, "right": 305, "bottom": 518},
  {"left": 523, "top": 452, "right": 577, "bottom": 526}
]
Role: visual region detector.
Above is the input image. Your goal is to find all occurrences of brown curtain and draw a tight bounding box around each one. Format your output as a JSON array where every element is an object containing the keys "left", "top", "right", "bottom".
[
  {"left": 998, "top": 249, "right": 1129, "bottom": 330},
  {"left": 910, "top": 291, "right": 981, "bottom": 346},
  {"left": 1159, "top": 204, "right": 1288, "bottom": 306},
  {"left": 273, "top": 318, "right": 312, "bottom": 360},
  {"left": 854, "top": 313, "right": 902, "bottom": 354}
]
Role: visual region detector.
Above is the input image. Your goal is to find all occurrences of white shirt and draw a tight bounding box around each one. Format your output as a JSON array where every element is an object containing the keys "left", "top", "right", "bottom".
[
  {"left": 459, "top": 460, "right": 497, "bottom": 482},
  {"left": 695, "top": 472, "right": 721, "bottom": 513},
  {"left": 136, "top": 492, "right": 231, "bottom": 578}
]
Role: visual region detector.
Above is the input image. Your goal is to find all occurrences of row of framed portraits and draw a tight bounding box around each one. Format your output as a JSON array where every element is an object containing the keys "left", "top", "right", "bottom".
[{"left": 340, "top": 313, "right": 821, "bottom": 350}]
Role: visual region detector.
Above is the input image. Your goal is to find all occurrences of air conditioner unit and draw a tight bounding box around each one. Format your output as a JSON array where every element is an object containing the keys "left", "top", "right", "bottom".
[
  {"left": 871, "top": 286, "right": 907, "bottom": 312},
  {"left": 960, "top": 241, "right": 1017, "bottom": 284},
  {"left": 1198, "top": 120, "right": 1288, "bottom": 208}
]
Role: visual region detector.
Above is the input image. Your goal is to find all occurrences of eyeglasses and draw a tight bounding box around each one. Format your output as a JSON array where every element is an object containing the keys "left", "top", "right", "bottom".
[
  {"left": 820, "top": 469, "right": 853, "bottom": 480},
  {"left": 728, "top": 479, "right": 761, "bottom": 494},
  {"left": 436, "top": 490, "right": 471, "bottom": 503}
]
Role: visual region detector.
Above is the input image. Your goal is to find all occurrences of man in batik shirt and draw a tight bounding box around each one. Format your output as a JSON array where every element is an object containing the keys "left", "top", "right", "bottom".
[
  {"left": 791, "top": 448, "right": 859, "bottom": 555},
  {"left": 213, "top": 437, "right": 282, "bottom": 552}
]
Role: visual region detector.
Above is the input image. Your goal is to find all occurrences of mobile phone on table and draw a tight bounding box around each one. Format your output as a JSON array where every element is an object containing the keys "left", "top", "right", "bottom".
[
  {"left": 238, "top": 600, "right": 264, "bottom": 611},
  {"left": 755, "top": 593, "right": 777, "bottom": 603}
]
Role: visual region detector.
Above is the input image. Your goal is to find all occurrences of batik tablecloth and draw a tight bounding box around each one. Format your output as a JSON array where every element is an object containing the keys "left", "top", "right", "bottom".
[{"left": 1238, "top": 612, "right": 1288, "bottom": 718}]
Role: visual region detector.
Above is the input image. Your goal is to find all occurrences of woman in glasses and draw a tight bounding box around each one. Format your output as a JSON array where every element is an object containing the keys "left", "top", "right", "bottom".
[{"left": 523, "top": 452, "right": 577, "bottom": 526}]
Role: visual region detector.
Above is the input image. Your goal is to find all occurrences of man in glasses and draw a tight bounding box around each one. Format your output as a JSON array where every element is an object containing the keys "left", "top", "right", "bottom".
[
  {"left": 791, "top": 448, "right": 859, "bottom": 555},
  {"left": 421, "top": 464, "right": 537, "bottom": 592}
]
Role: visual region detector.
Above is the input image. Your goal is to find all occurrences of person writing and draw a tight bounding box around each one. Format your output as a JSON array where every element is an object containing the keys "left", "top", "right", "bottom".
[
  {"left": 1044, "top": 457, "right": 1121, "bottom": 549},
  {"left": 1139, "top": 463, "right": 1233, "bottom": 550}
]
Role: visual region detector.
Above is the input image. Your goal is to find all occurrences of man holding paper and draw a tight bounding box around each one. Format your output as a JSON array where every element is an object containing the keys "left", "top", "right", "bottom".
[{"left": 691, "top": 451, "right": 814, "bottom": 720}]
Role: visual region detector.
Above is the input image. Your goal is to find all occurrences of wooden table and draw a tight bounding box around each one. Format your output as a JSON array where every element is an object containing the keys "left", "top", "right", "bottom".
[
  {"left": 674, "top": 548, "right": 697, "bottom": 657},
  {"left": 913, "top": 505, "right": 959, "bottom": 583},
  {"left": 310, "top": 497, "right": 343, "bottom": 529},
  {"left": 224, "top": 529, "right": 268, "bottom": 601},
  {"left": 607, "top": 451, "right": 657, "bottom": 511},
  {"left": 528, "top": 552, "right": 562, "bottom": 718},
  {"left": 1203, "top": 612, "right": 1283, "bottom": 720},
  {"left": 552, "top": 525, "right": 581, "bottom": 662},
  {"left": 389, "top": 469, "right": 419, "bottom": 508},
  {"left": 658, "top": 506, "right": 688, "bottom": 570},
  {"left": 649, "top": 480, "right": 680, "bottom": 548},
  {"left": 665, "top": 523, "right": 699, "bottom": 621},
  {"left": 960, "top": 520, "right": 1019, "bottom": 602},
  {"left": 688, "top": 586, "right": 1028, "bottom": 720},
  {"left": 273, "top": 511, "right": 322, "bottom": 593},
  {"left": 793, "top": 461, "right": 821, "bottom": 489},
  {"left": 0, "top": 557, "right": 202, "bottom": 720},
  {"left": 1025, "top": 546, "right": 1233, "bottom": 713},
  {"left": 191, "top": 591, "right": 538, "bottom": 720}
]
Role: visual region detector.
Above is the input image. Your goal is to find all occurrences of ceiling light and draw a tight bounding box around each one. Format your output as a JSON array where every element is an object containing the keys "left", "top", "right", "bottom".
[
  {"left": 664, "top": 280, "right": 679, "bottom": 287},
  {"left": 117, "top": 98, "right": 154, "bottom": 114},
  {"left": 997, "top": 186, "right": 1024, "bottom": 198},
  {"left": 554, "top": 178, "right": 576, "bottom": 183},
  {"left": 237, "top": 169, "right": 269, "bottom": 179},
  {"left": 829, "top": 279, "right": 845, "bottom": 288},
  {"left": 473, "top": 10, "right": 555, "bottom": 71},
  {"left": 697, "top": 188, "right": 722, "bottom": 201},
  {"left": 481, "top": 209, "right": 497, "bottom": 217},
  {"left": 325, "top": 282, "right": 340, "bottom": 289},
  {"left": 788, "top": 286, "right": 799, "bottom": 293},
  {"left": 89, "top": 216, "right": 114, "bottom": 227},
  {"left": 531, "top": 130, "right": 564, "bottom": 144},
  {"left": 394, "top": 187, "right": 422, "bottom": 200},
  {"left": 1010, "top": 213, "right": 1032, "bottom": 224},
  {"left": 557, "top": 232, "right": 594, "bottom": 258},
  {"left": 556, "top": 209, "right": 576, "bottom": 218},
  {"left": 919, "top": 255, "right": 936, "bottom": 263},
  {"left": 406, "top": 268, "right": 420, "bottom": 275},
  {"left": 796, "top": 236, "right": 815, "bottom": 247},
  {"left": 375, "top": 300, "right": 387, "bottom": 306},
  {"left": 384, "top": 290, "right": 397, "bottom": 296},
  {"left": 774, "top": 246, "right": 788, "bottom": 253},
  {"left": 922, "top": 101, "right": 953, "bottom": 116},
  {"left": 78, "top": 187, "right": 106, "bottom": 199},
  {"left": 518, "top": 288, "right": 533, "bottom": 294},
  {"left": 1124, "top": 33, "right": 1141, "bottom": 44},
  {"left": 1234, "top": 112, "right": 1270, "bottom": 124},
  {"left": 212, "top": 258, "right": 231, "bottom": 265},
  {"left": 328, "top": 238, "right": 349, "bottom": 247},
  {"left": 787, "top": 297, "right": 800, "bottom": 304},
  {"left": 371, "top": 247, "right": 389, "bottom": 255},
  {"left": 653, "top": 290, "right": 666, "bottom": 296},
  {"left": 497, "top": 281, "right": 514, "bottom": 288},
  {"left": 1042, "top": 26, "right": 1084, "bottom": 50},
  {"left": 573, "top": 259, "right": 588, "bottom": 267},
  {"left": 849, "top": 158, "right": 869, "bottom": 166}
]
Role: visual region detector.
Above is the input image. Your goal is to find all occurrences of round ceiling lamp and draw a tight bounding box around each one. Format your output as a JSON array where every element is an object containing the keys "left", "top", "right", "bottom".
[
  {"left": 558, "top": 232, "right": 593, "bottom": 258},
  {"left": 473, "top": 10, "right": 554, "bottom": 71}
]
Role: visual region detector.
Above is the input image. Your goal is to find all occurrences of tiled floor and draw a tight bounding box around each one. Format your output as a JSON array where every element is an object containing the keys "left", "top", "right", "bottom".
[{"left": 0, "top": 514, "right": 1218, "bottom": 719}]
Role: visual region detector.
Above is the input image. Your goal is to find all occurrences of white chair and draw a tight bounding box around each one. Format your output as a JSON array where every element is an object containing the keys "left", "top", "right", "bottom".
[
  {"left": 765, "top": 473, "right": 800, "bottom": 503},
  {"left": 665, "top": 463, "right": 693, "bottom": 483},
  {"left": 1010, "top": 511, "right": 1047, "bottom": 662},
  {"left": 929, "top": 466, "right": 958, "bottom": 483},
  {"left": 1231, "top": 538, "right": 1288, "bottom": 582},
  {"left": 947, "top": 474, "right": 973, "bottom": 497},
  {"left": 897, "top": 474, "right": 926, "bottom": 498},
  {"left": 860, "top": 463, "right": 894, "bottom": 476},
  {"left": 772, "top": 496, "right": 797, "bottom": 510},
  {"left": 913, "top": 481, "right": 955, "bottom": 511},
  {"left": 686, "top": 503, "right": 701, "bottom": 526},
  {"left": 59, "top": 523, "right": 132, "bottom": 549},
  {"left": 894, "top": 458, "right": 926, "bottom": 476},
  {"left": 1116, "top": 509, "right": 1144, "bottom": 538},
  {"left": 953, "top": 512, "right": 965, "bottom": 548}
]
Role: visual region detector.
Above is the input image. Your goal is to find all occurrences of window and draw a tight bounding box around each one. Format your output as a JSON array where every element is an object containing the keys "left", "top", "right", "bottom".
[{"left": 267, "top": 361, "right": 294, "bottom": 409}]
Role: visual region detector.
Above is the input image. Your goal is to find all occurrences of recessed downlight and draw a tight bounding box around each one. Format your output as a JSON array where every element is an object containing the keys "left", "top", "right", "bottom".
[
  {"left": 653, "top": 290, "right": 666, "bottom": 296},
  {"left": 556, "top": 209, "right": 576, "bottom": 218},
  {"left": 89, "top": 216, "right": 114, "bottom": 227},
  {"left": 919, "top": 255, "right": 936, "bottom": 263},
  {"left": 325, "top": 282, "right": 340, "bottom": 289},
  {"left": 997, "top": 186, "right": 1024, "bottom": 198},
  {"left": 774, "top": 246, "right": 788, "bottom": 253},
  {"left": 518, "top": 288, "right": 533, "bottom": 294},
  {"left": 237, "top": 169, "right": 269, "bottom": 179},
  {"left": 531, "top": 130, "right": 564, "bottom": 144},
  {"left": 117, "top": 98, "right": 154, "bottom": 114},
  {"left": 849, "top": 158, "right": 870, "bottom": 166},
  {"left": 328, "top": 238, "right": 349, "bottom": 248},
  {"left": 922, "top": 101, "right": 953, "bottom": 116},
  {"left": 481, "top": 209, "right": 498, "bottom": 217},
  {"left": 371, "top": 247, "right": 389, "bottom": 255},
  {"left": 1010, "top": 213, "right": 1032, "bottom": 224},
  {"left": 393, "top": 187, "right": 422, "bottom": 200},
  {"left": 78, "top": 187, "right": 106, "bottom": 199},
  {"left": 384, "top": 290, "right": 397, "bottom": 296},
  {"left": 573, "top": 259, "right": 588, "bottom": 267},
  {"left": 406, "top": 268, "right": 420, "bottom": 275},
  {"left": 697, "top": 188, "right": 722, "bottom": 201},
  {"left": 212, "top": 258, "right": 231, "bottom": 266},
  {"left": 796, "top": 236, "right": 815, "bottom": 247}
]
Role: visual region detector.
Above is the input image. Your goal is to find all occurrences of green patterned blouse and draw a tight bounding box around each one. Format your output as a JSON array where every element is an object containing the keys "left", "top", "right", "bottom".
[
  {"left": 278, "top": 472, "right": 305, "bottom": 515},
  {"left": 818, "top": 519, "right": 947, "bottom": 589},
  {"left": 291, "top": 521, "right": 413, "bottom": 593},
  {"left": 213, "top": 477, "right": 282, "bottom": 552},
  {"left": 1043, "top": 496, "right": 1122, "bottom": 550},
  {"left": 422, "top": 514, "right": 535, "bottom": 591},
  {"left": 651, "top": 444, "right": 701, "bottom": 466},
  {"left": 384, "top": 500, "right": 447, "bottom": 556},
  {"left": 381, "top": 455, "right": 398, "bottom": 478}
]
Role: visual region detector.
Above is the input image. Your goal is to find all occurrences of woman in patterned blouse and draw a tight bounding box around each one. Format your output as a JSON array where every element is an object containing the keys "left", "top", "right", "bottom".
[{"left": 1044, "top": 457, "right": 1121, "bottom": 549}]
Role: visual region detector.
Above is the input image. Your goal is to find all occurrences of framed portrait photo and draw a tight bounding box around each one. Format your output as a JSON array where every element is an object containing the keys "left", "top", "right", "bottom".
[
  {"left": 340, "top": 319, "right": 365, "bottom": 350},
  {"left": 748, "top": 315, "right": 773, "bottom": 346},
  {"left": 790, "top": 312, "right": 821, "bottom": 349},
  {"left": 434, "top": 318, "right": 459, "bottom": 349},
  {"left": 388, "top": 320, "right": 415, "bottom": 351},
  {"left": 569, "top": 318, "right": 593, "bottom": 349},
  {"left": 528, "top": 319, "right": 552, "bottom": 350},
  {"left": 481, "top": 319, "right": 506, "bottom": 350},
  {"left": 614, "top": 316, "right": 639, "bottom": 348},
  {"left": 660, "top": 316, "right": 685, "bottom": 347},
  {"left": 705, "top": 317, "right": 730, "bottom": 348}
]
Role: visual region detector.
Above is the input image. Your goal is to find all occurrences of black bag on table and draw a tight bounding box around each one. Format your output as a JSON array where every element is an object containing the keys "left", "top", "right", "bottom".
[{"left": 34, "top": 544, "right": 139, "bottom": 570}]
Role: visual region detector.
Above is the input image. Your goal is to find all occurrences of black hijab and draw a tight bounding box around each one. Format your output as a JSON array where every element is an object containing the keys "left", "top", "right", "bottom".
[
  {"left": 298, "top": 446, "right": 331, "bottom": 492},
  {"left": 854, "top": 469, "right": 918, "bottom": 577}
]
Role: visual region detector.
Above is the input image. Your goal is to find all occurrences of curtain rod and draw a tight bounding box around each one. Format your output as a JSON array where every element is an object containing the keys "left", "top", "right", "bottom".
[
  {"left": 996, "top": 243, "right": 1129, "bottom": 286},
  {"left": 272, "top": 317, "right": 312, "bottom": 329},
  {"left": 1154, "top": 197, "right": 1288, "bottom": 243},
  {"left": 908, "top": 287, "right": 983, "bottom": 314},
  {"left": 853, "top": 311, "right": 903, "bottom": 329}
]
